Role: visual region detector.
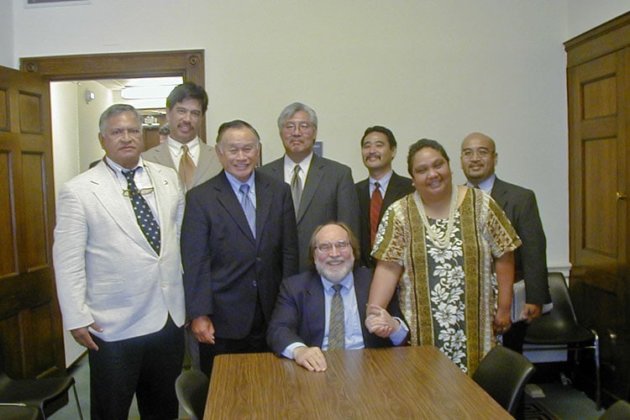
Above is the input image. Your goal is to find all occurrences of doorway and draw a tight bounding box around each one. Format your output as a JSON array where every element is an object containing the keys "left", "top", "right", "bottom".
[{"left": 19, "top": 50, "right": 205, "bottom": 367}]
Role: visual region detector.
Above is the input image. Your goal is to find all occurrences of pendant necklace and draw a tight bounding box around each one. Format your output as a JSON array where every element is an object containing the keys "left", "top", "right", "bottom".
[{"left": 415, "top": 186, "right": 459, "bottom": 249}]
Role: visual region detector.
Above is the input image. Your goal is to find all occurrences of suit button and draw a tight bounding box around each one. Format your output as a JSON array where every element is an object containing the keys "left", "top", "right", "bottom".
[{"left": 252, "top": 280, "right": 257, "bottom": 287}]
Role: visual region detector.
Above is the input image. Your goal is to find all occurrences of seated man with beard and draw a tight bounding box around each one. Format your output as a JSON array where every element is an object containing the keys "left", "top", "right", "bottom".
[{"left": 267, "top": 222, "right": 408, "bottom": 372}]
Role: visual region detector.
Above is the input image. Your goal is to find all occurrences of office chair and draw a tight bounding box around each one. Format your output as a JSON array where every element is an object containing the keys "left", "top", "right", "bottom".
[
  {"left": 0, "top": 353, "right": 83, "bottom": 420},
  {"left": 472, "top": 345, "right": 536, "bottom": 416},
  {"left": 175, "top": 369, "right": 209, "bottom": 420},
  {"left": 524, "top": 272, "right": 601, "bottom": 408},
  {"left": 600, "top": 399, "right": 630, "bottom": 419}
]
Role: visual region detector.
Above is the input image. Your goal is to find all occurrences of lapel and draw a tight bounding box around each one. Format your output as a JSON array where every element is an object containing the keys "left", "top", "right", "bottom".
[
  {"left": 357, "top": 179, "right": 370, "bottom": 214},
  {"left": 145, "top": 162, "right": 173, "bottom": 242},
  {"left": 154, "top": 143, "right": 175, "bottom": 168},
  {"left": 214, "top": 172, "right": 256, "bottom": 245},
  {"left": 193, "top": 142, "right": 217, "bottom": 186},
  {"left": 298, "top": 155, "right": 325, "bottom": 222},
  {"left": 90, "top": 163, "right": 156, "bottom": 254},
  {"left": 353, "top": 269, "right": 369, "bottom": 327},
  {"left": 381, "top": 172, "right": 412, "bottom": 217},
  {"left": 304, "top": 272, "right": 326, "bottom": 345},
  {"left": 490, "top": 177, "right": 509, "bottom": 208},
  {"left": 254, "top": 170, "right": 272, "bottom": 248}
]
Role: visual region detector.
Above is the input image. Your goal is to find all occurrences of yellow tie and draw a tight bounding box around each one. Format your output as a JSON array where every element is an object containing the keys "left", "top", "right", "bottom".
[{"left": 179, "top": 145, "right": 196, "bottom": 190}]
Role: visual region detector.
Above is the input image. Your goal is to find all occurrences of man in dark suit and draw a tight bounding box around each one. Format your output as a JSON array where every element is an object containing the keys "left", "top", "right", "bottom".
[
  {"left": 259, "top": 102, "right": 360, "bottom": 272},
  {"left": 355, "top": 126, "right": 414, "bottom": 267},
  {"left": 461, "top": 132, "right": 551, "bottom": 352},
  {"left": 181, "top": 120, "right": 299, "bottom": 376},
  {"left": 143, "top": 82, "right": 222, "bottom": 191},
  {"left": 267, "top": 222, "right": 408, "bottom": 372}
]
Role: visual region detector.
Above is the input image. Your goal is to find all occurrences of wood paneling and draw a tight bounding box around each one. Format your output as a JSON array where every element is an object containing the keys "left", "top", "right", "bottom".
[
  {"left": 0, "top": 65, "right": 61, "bottom": 379},
  {"left": 566, "top": 11, "right": 630, "bottom": 404}
]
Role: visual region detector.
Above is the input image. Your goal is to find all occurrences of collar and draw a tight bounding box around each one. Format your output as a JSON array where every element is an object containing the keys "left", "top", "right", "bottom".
[
  {"left": 320, "top": 270, "right": 354, "bottom": 293},
  {"left": 224, "top": 170, "right": 255, "bottom": 193},
  {"left": 370, "top": 170, "right": 393, "bottom": 191},
  {"left": 466, "top": 174, "right": 496, "bottom": 193},
  {"left": 104, "top": 156, "right": 146, "bottom": 175},
  {"left": 284, "top": 152, "right": 314, "bottom": 172},
  {"left": 167, "top": 136, "right": 200, "bottom": 155}
]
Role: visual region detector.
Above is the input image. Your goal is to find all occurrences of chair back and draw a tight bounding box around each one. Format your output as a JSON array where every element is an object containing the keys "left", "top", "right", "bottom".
[
  {"left": 472, "top": 345, "right": 536, "bottom": 415},
  {"left": 600, "top": 400, "right": 630, "bottom": 419},
  {"left": 175, "top": 369, "right": 209, "bottom": 420},
  {"left": 525, "top": 272, "right": 580, "bottom": 342}
]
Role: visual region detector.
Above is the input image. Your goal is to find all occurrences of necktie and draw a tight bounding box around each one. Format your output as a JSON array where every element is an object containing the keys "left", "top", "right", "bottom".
[
  {"left": 239, "top": 184, "right": 256, "bottom": 237},
  {"left": 328, "top": 284, "right": 345, "bottom": 350},
  {"left": 122, "top": 169, "right": 161, "bottom": 254},
  {"left": 179, "top": 144, "right": 196, "bottom": 190},
  {"left": 370, "top": 182, "right": 383, "bottom": 246},
  {"left": 290, "top": 164, "right": 302, "bottom": 217}
]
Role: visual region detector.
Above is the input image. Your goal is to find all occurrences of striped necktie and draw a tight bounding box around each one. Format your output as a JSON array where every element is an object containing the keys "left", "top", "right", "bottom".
[
  {"left": 328, "top": 284, "right": 345, "bottom": 350},
  {"left": 370, "top": 182, "right": 383, "bottom": 246}
]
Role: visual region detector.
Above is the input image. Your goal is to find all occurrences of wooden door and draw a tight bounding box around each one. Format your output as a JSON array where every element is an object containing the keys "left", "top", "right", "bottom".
[
  {"left": 0, "top": 66, "right": 64, "bottom": 378},
  {"left": 566, "top": 12, "right": 630, "bottom": 404}
]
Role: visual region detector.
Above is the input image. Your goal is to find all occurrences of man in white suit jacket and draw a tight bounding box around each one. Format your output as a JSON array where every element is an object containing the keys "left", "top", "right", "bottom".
[
  {"left": 142, "top": 82, "right": 222, "bottom": 190},
  {"left": 53, "top": 104, "right": 185, "bottom": 420}
]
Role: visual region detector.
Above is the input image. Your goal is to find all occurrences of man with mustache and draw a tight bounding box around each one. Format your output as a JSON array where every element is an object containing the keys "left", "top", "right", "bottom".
[
  {"left": 267, "top": 223, "right": 407, "bottom": 372},
  {"left": 143, "top": 82, "right": 221, "bottom": 192},
  {"left": 355, "top": 126, "right": 414, "bottom": 267}
]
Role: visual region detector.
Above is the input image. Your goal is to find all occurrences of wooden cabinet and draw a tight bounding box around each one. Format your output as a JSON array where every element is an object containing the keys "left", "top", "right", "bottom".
[{"left": 566, "top": 12, "right": 630, "bottom": 404}]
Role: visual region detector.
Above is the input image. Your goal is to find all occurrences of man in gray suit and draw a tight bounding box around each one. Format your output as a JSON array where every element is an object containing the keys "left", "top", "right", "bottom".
[
  {"left": 143, "top": 82, "right": 221, "bottom": 191},
  {"left": 355, "top": 126, "right": 414, "bottom": 268},
  {"left": 53, "top": 104, "right": 185, "bottom": 419},
  {"left": 460, "top": 132, "right": 551, "bottom": 353},
  {"left": 259, "top": 102, "right": 360, "bottom": 272}
]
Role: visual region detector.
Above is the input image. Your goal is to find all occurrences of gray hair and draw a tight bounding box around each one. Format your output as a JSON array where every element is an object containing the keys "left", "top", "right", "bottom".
[
  {"left": 277, "top": 102, "right": 318, "bottom": 130},
  {"left": 99, "top": 104, "right": 142, "bottom": 134}
]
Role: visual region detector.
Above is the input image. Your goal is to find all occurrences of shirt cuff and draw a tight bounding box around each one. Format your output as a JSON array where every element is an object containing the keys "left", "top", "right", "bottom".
[
  {"left": 282, "top": 342, "right": 307, "bottom": 359},
  {"left": 389, "top": 317, "right": 409, "bottom": 345}
]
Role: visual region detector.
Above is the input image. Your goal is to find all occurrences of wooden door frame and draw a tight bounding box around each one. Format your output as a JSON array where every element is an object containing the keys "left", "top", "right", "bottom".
[{"left": 19, "top": 49, "right": 206, "bottom": 140}]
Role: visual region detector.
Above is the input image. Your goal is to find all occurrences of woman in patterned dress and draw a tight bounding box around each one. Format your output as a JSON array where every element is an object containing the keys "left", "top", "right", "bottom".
[{"left": 366, "top": 139, "right": 520, "bottom": 375}]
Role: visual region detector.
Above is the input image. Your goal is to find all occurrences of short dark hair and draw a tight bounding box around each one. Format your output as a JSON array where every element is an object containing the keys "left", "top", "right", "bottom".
[
  {"left": 99, "top": 104, "right": 141, "bottom": 134},
  {"left": 158, "top": 124, "right": 170, "bottom": 135},
  {"left": 407, "top": 139, "right": 450, "bottom": 176},
  {"left": 166, "top": 82, "right": 208, "bottom": 114},
  {"left": 308, "top": 222, "right": 360, "bottom": 268},
  {"left": 361, "top": 125, "right": 397, "bottom": 149},
  {"left": 216, "top": 119, "right": 260, "bottom": 144}
]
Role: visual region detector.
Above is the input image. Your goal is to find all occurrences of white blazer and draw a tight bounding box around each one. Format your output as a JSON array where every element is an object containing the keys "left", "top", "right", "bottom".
[{"left": 53, "top": 160, "right": 185, "bottom": 342}]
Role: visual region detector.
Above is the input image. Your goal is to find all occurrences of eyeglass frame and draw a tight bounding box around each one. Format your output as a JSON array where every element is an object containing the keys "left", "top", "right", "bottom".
[{"left": 315, "top": 240, "right": 351, "bottom": 254}]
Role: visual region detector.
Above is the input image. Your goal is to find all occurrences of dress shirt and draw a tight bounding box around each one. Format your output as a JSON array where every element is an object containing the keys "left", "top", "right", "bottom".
[
  {"left": 369, "top": 170, "right": 393, "bottom": 197},
  {"left": 104, "top": 156, "right": 159, "bottom": 223},
  {"left": 466, "top": 174, "right": 495, "bottom": 193},
  {"left": 167, "top": 136, "right": 200, "bottom": 167},
  {"left": 283, "top": 152, "right": 313, "bottom": 186},
  {"left": 224, "top": 171, "right": 256, "bottom": 211}
]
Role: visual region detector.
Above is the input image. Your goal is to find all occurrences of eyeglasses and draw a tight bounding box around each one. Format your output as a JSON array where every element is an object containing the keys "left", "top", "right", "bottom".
[
  {"left": 461, "top": 148, "right": 493, "bottom": 159},
  {"left": 282, "top": 122, "right": 313, "bottom": 131},
  {"left": 315, "top": 240, "right": 350, "bottom": 254},
  {"left": 123, "top": 187, "right": 154, "bottom": 197}
]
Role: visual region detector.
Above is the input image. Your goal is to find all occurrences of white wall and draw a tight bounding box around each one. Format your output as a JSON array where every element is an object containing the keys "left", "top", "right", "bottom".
[
  {"left": 0, "top": 1, "right": 14, "bottom": 68},
  {"left": 9, "top": 0, "right": 629, "bottom": 273},
  {"left": 566, "top": 0, "right": 629, "bottom": 39},
  {"left": 76, "top": 81, "right": 113, "bottom": 171}
]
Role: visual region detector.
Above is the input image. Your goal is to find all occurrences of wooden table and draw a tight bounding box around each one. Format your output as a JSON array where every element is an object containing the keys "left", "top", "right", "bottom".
[{"left": 205, "top": 346, "right": 511, "bottom": 419}]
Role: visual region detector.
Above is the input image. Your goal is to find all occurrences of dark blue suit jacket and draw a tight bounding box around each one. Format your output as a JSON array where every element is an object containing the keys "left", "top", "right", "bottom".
[
  {"left": 181, "top": 170, "right": 298, "bottom": 340},
  {"left": 266, "top": 267, "right": 406, "bottom": 355},
  {"left": 356, "top": 171, "right": 414, "bottom": 267}
]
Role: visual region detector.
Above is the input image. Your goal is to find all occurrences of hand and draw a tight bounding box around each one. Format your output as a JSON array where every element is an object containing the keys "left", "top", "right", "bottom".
[
  {"left": 70, "top": 322, "right": 103, "bottom": 351},
  {"left": 493, "top": 307, "right": 512, "bottom": 335},
  {"left": 294, "top": 346, "right": 327, "bottom": 372},
  {"left": 191, "top": 316, "right": 215, "bottom": 344},
  {"left": 523, "top": 304, "right": 542, "bottom": 323},
  {"left": 365, "top": 304, "right": 400, "bottom": 338}
]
